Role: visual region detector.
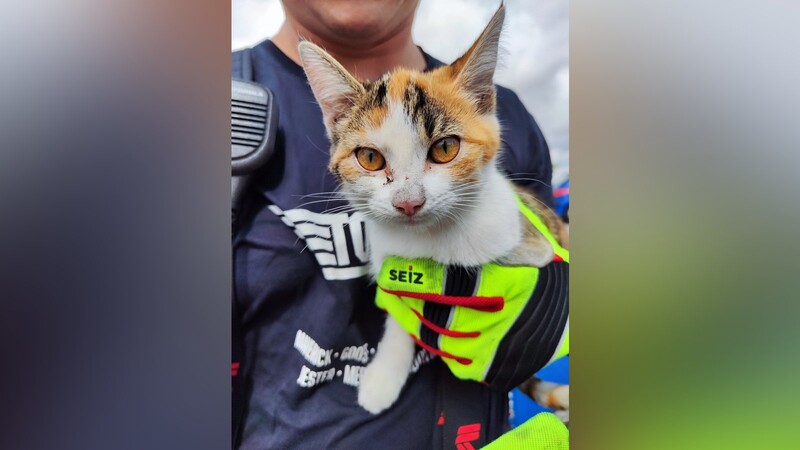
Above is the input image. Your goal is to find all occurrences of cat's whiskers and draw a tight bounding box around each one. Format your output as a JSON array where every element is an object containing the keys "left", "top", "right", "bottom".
[
  {"left": 295, "top": 193, "right": 346, "bottom": 199},
  {"left": 294, "top": 191, "right": 372, "bottom": 211},
  {"left": 305, "top": 134, "right": 330, "bottom": 157},
  {"left": 505, "top": 174, "right": 552, "bottom": 189},
  {"left": 322, "top": 205, "right": 358, "bottom": 215},
  {"left": 293, "top": 198, "right": 350, "bottom": 209}
]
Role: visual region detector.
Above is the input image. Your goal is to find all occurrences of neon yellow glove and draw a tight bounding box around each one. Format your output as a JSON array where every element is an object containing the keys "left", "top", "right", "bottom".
[
  {"left": 375, "top": 199, "right": 569, "bottom": 391},
  {"left": 483, "top": 412, "right": 569, "bottom": 449}
]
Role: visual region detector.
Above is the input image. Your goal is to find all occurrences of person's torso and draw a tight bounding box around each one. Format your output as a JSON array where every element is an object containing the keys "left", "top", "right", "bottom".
[{"left": 233, "top": 40, "right": 548, "bottom": 449}]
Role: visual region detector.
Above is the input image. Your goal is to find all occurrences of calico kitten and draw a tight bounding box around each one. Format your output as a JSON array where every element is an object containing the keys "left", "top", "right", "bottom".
[{"left": 299, "top": 4, "right": 568, "bottom": 415}]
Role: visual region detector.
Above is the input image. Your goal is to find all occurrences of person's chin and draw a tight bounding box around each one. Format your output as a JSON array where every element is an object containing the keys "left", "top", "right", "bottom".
[{"left": 326, "top": 20, "right": 385, "bottom": 41}]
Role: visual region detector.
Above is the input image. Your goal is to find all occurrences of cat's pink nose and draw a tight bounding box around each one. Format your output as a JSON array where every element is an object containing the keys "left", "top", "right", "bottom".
[{"left": 393, "top": 198, "right": 426, "bottom": 216}]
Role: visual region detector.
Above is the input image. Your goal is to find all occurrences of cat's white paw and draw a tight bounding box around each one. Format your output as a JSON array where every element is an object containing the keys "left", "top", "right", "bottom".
[
  {"left": 357, "top": 315, "right": 415, "bottom": 414},
  {"left": 357, "top": 358, "right": 405, "bottom": 415}
]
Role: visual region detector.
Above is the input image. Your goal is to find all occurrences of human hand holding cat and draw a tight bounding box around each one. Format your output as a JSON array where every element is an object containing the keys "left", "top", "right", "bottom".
[
  {"left": 357, "top": 198, "right": 570, "bottom": 415},
  {"left": 373, "top": 248, "right": 569, "bottom": 392}
]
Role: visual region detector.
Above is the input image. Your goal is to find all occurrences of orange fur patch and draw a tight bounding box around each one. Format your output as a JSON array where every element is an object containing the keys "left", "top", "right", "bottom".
[
  {"left": 546, "top": 391, "right": 560, "bottom": 409},
  {"left": 362, "top": 105, "right": 388, "bottom": 130},
  {"left": 387, "top": 71, "right": 412, "bottom": 101}
]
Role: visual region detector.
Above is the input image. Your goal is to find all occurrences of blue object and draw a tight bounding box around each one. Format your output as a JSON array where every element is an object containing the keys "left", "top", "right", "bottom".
[
  {"left": 510, "top": 356, "right": 569, "bottom": 427},
  {"left": 553, "top": 179, "right": 569, "bottom": 219}
]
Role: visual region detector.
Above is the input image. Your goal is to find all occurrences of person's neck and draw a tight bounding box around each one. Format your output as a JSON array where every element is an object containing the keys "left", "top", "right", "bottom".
[{"left": 272, "top": 16, "right": 426, "bottom": 81}]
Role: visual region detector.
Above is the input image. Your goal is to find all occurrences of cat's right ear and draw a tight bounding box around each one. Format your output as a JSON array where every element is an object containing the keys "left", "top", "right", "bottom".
[
  {"left": 298, "top": 41, "right": 365, "bottom": 134},
  {"left": 449, "top": 3, "right": 505, "bottom": 114}
]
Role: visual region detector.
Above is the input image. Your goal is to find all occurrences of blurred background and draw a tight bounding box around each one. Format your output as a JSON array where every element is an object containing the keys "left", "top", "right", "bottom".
[{"left": 232, "top": 0, "right": 569, "bottom": 186}]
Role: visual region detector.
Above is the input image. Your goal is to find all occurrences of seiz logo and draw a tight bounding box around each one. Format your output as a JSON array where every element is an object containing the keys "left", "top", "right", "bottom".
[{"left": 388, "top": 265, "right": 424, "bottom": 285}]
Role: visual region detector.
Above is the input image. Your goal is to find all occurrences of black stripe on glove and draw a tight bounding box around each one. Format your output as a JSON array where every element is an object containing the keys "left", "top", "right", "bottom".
[
  {"left": 420, "top": 266, "right": 479, "bottom": 349},
  {"left": 484, "top": 261, "right": 569, "bottom": 392}
]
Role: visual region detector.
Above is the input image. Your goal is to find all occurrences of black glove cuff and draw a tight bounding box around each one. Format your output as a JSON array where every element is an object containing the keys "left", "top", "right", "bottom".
[{"left": 485, "top": 260, "right": 569, "bottom": 391}]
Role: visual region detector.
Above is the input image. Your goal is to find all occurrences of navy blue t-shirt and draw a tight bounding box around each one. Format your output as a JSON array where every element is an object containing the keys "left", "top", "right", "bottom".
[{"left": 233, "top": 40, "right": 554, "bottom": 450}]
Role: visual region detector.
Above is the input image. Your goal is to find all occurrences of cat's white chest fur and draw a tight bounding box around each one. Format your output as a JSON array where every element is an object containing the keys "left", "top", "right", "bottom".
[{"left": 365, "top": 166, "right": 522, "bottom": 276}]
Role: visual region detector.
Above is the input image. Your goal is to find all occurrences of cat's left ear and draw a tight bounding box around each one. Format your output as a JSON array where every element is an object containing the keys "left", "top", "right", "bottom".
[
  {"left": 299, "top": 41, "right": 365, "bottom": 135},
  {"left": 450, "top": 3, "right": 505, "bottom": 114}
]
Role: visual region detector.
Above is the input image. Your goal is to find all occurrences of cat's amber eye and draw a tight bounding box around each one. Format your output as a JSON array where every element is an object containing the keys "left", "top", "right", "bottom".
[
  {"left": 355, "top": 147, "right": 386, "bottom": 171},
  {"left": 428, "top": 137, "right": 460, "bottom": 164}
]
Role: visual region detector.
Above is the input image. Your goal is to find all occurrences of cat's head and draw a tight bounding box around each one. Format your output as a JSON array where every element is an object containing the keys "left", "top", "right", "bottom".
[{"left": 300, "top": 5, "right": 505, "bottom": 229}]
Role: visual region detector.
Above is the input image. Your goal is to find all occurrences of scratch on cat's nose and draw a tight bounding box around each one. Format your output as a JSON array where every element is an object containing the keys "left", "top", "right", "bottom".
[{"left": 384, "top": 168, "right": 394, "bottom": 184}]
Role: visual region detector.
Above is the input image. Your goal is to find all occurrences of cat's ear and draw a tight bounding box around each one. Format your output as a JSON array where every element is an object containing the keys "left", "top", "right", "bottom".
[
  {"left": 450, "top": 3, "right": 505, "bottom": 114},
  {"left": 298, "top": 41, "right": 365, "bottom": 133}
]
